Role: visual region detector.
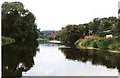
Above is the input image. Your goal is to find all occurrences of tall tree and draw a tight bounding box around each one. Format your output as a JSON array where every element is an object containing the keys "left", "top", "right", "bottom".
[
  {"left": 2, "top": 2, "right": 39, "bottom": 41},
  {"left": 59, "top": 25, "right": 85, "bottom": 46}
]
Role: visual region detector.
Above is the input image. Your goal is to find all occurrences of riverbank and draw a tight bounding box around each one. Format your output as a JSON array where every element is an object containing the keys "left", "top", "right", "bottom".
[
  {"left": 75, "top": 36, "right": 120, "bottom": 53},
  {"left": 76, "top": 45, "right": 120, "bottom": 53}
]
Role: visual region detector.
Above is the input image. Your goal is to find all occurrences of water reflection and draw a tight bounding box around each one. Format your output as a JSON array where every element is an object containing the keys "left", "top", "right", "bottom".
[
  {"left": 59, "top": 47, "right": 120, "bottom": 72},
  {"left": 2, "top": 41, "right": 39, "bottom": 78}
]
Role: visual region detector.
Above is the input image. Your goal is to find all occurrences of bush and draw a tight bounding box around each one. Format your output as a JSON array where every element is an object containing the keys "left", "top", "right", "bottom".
[
  {"left": 97, "top": 38, "right": 111, "bottom": 49},
  {"left": 108, "top": 38, "right": 120, "bottom": 51},
  {"left": 75, "top": 37, "right": 98, "bottom": 48},
  {"left": 75, "top": 36, "right": 120, "bottom": 51},
  {"left": 98, "top": 32, "right": 108, "bottom": 37},
  {"left": 84, "top": 39, "right": 92, "bottom": 46},
  {"left": 82, "top": 38, "right": 98, "bottom": 48},
  {"left": 89, "top": 39, "right": 98, "bottom": 48}
]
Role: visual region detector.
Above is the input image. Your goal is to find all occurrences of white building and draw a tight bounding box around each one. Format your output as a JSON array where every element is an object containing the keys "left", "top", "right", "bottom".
[{"left": 106, "top": 34, "right": 113, "bottom": 38}]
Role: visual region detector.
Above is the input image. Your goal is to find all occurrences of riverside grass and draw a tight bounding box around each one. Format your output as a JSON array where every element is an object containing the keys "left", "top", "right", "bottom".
[{"left": 75, "top": 36, "right": 120, "bottom": 52}]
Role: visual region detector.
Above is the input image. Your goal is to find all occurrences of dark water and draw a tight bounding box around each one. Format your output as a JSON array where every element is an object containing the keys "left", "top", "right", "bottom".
[{"left": 2, "top": 42, "right": 120, "bottom": 77}]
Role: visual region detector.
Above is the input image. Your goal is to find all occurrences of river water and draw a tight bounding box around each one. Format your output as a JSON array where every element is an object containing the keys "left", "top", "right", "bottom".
[{"left": 2, "top": 42, "right": 120, "bottom": 77}]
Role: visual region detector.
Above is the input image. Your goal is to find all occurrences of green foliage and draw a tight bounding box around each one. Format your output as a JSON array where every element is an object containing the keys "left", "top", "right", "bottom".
[
  {"left": 59, "top": 25, "right": 88, "bottom": 45},
  {"left": 98, "top": 32, "right": 109, "bottom": 37},
  {"left": 108, "top": 38, "right": 120, "bottom": 51},
  {"left": 108, "top": 42, "right": 119, "bottom": 50},
  {"left": 97, "top": 17, "right": 118, "bottom": 36},
  {"left": 58, "top": 16, "right": 118, "bottom": 46},
  {"left": 87, "top": 17, "right": 118, "bottom": 36},
  {"left": 83, "top": 39, "right": 92, "bottom": 47},
  {"left": 2, "top": 2, "right": 39, "bottom": 42},
  {"left": 117, "top": 19, "right": 120, "bottom": 36},
  {"left": 91, "top": 41, "right": 98, "bottom": 48},
  {"left": 97, "top": 38, "right": 110, "bottom": 49},
  {"left": 80, "top": 38, "right": 98, "bottom": 48},
  {"left": 2, "top": 36, "right": 15, "bottom": 45},
  {"left": 76, "top": 37, "right": 120, "bottom": 51},
  {"left": 38, "top": 30, "right": 60, "bottom": 40},
  {"left": 88, "top": 39, "right": 98, "bottom": 48},
  {"left": 54, "top": 31, "right": 61, "bottom": 40},
  {"left": 88, "top": 18, "right": 101, "bottom": 34}
]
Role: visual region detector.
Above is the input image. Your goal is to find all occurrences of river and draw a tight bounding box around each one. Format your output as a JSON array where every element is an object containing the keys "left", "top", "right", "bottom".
[{"left": 2, "top": 42, "right": 120, "bottom": 77}]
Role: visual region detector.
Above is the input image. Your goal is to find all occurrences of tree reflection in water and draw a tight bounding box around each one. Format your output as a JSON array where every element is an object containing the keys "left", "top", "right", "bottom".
[
  {"left": 59, "top": 47, "right": 120, "bottom": 72},
  {"left": 2, "top": 41, "right": 39, "bottom": 78}
]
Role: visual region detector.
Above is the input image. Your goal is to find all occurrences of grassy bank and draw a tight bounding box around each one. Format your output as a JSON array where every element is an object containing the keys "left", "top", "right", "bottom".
[
  {"left": 2, "top": 36, "right": 15, "bottom": 45},
  {"left": 75, "top": 36, "right": 120, "bottom": 51}
]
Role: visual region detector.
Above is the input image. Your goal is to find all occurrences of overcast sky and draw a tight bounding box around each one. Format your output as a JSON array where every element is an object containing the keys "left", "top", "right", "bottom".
[
  {"left": 119, "top": 1, "right": 120, "bottom": 9},
  {"left": 1, "top": 0, "right": 120, "bottom": 30}
]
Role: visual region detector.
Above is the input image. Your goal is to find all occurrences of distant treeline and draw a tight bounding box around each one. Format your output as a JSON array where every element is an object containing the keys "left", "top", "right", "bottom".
[{"left": 38, "top": 30, "right": 59, "bottom": 40}]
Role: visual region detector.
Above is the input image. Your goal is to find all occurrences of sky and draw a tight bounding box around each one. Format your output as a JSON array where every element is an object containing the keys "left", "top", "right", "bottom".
[
  {"left": 1, "top": 0, "right": 120, "bottom": 30},
  {"left": 119, "top": 1, "right": 120, "bottom": 9}
]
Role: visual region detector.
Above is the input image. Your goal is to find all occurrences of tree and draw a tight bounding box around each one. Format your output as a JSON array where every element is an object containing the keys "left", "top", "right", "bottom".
[
  {"left": 88, "top": 18, "right": 101, "bottom": 34},
  {"left": 94, "top": 17, "right": 118, "bottom": 37},
  {"left": 2, "top": 2, "right": 39, "bottom": 41},
  {"left": 59, "top": 25, "right": 85, "bottom": 46}
]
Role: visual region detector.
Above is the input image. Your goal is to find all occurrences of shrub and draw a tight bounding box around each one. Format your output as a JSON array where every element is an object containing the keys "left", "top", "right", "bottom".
[
  {"left": 97, "top": 38, "right": 111, "bottom": 50},
  {"left": 75, "top": 36, "right": 120, "bottom": 51},
  {"left": 83, "top": 39, "right": 92, "bottom": 46},
  {"left": 89, "top": 39, "right": 98, "bottom": 48},
  {"left": 108, "top": 38, "right": 120, "bottom": 51}
]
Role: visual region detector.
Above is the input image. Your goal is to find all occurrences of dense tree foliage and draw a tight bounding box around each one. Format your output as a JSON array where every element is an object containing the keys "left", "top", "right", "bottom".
[
  {"left": 58, "top": 17, "right": 119, "bottom": 45},
  {"left": 58, "top": 25, "right": 88, "bottom": 45},
  {"left": 2, "top": 2, "right": 39, "bottom": 42},
  {"left": 88, "top": 17, "right": 118, "bottom": 35},
  {"left": 38, "top": 30, "right": 58, "bottom": 40}
]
